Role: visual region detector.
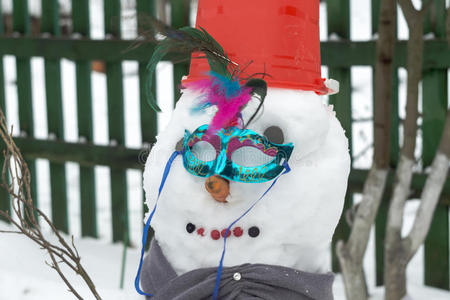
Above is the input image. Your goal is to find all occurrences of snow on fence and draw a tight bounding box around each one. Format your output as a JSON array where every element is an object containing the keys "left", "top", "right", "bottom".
[{"left": 0, "top": 0, "right": 448, "bottom": 292}]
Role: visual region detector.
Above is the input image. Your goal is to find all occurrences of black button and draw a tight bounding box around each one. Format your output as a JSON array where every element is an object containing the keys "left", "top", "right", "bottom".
[
  {"left": 248, "top": 226, "right": 260, "bottom": 238},
  {"left": 186, "top": 223, "right": 196, "bottom": 233},
  {"left": 263, "top": 126, "right": 284, "bottom": 144}
]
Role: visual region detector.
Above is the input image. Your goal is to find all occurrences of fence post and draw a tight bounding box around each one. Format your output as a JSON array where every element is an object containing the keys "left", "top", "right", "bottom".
[
  {"left": 73, "top": 0, "right": 97, "bottom": 237},
  {"left": 42, "top": 0, "right": 68, "bottom": 233},
  {"left": 372, "top": 0, "right": 400, "bottom": 286},
  {"left": 13, "top": 0, "right": 38, "bottom": 219},
  {"left": 423, "top": 0, "right": 449, "bottom": 290},
  {"left": 326, "top": 0, "right": 353, "bottom": 273},
  {"left": 170, "top": 0, "right": 191, "bottom": 105},
  {"left": 104, "top": 0, "right": 129, "bottom": 243},
  {"left": 0, "top": 3, "right": 9, "bottom": 222}
]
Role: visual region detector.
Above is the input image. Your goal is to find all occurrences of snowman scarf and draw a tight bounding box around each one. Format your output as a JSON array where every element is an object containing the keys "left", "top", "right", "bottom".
[{"left": 141, "top": 240, "right": 335, "bottom": 300}]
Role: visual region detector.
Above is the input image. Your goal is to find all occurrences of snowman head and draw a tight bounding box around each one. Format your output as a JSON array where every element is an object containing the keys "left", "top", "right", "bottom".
[
  {"left": 142, "top": 0, "right": 350, "bottom": 275},
  {"left": 143, "top": 81, "right": 350, "bottom": 274}
]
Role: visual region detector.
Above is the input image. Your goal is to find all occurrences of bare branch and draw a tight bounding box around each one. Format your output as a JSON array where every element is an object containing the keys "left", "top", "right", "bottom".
[
  {"left": 386, "top": 156, "right": 415, "bottom": 237},
  {"left": 47, "top": 254, "right": 83, "bottom": 300},
  {"left": 0, "top": 108, "right": 102, "bottom": 300},
  {"left": 0, "top": 229, "right": 22, "bottom": 234},
  {"left": 336, "top": 0, "right": 396, "bottom": 298},
  {"left": 347, "top": 167, "right": 389, "bottom": 262},
  {"left": 398, "top": 0, "right": 419, "bottom": 25},
  {"left": 353, "top": 143, "right": 374, "bottom": 162},
  {"left": 384, "top": 1, "right": 436, "bottom": 299},
  {"left": 72, "top": 236, "right": 81, "bottom": 259},
  {"left": 385, "top": 0, "right": 427, "bottom": 243},
  {"left": 406, "top": 110, "right": 450, "bottom": 257},
  {"left": 373, "top": 0, "right": 397, "bottom": 168}
]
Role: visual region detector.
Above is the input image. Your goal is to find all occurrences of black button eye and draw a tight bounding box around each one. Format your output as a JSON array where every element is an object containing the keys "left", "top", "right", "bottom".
[
  {"left": 248, "top": 226, "right": 260, "bottom": 238},
  {"left": 263, "top": 126, "right": 284, "bottom": 144},
  {"left": 176, "top": 138, "right": 184, "bottom": 151},
  {"left": 186, "top": 223, "right": 196, "bottom": 233}
]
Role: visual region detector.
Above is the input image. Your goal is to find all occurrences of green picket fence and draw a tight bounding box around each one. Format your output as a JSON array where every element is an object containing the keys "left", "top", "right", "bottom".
[{"left": 0, "top": 0, "right": 449, "bottom": 290}]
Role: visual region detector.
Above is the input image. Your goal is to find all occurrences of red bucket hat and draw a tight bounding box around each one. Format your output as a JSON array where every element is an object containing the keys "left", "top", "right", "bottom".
[{"left": 183, "top": 0, "right": 338, "bottom": 95}]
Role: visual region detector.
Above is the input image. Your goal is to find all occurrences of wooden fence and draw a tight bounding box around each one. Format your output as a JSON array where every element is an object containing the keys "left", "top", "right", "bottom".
[{"left": 0, "top": 0, "right": 449, "bottom": 291}]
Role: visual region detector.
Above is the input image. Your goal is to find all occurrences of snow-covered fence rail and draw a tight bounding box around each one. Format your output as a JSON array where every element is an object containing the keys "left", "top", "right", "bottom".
[
  {"left": 0, "top": 37, "right": 447, "bottom": 67},
  {"left": 0, "top": 0, "right": 449, "bottom": 292}
]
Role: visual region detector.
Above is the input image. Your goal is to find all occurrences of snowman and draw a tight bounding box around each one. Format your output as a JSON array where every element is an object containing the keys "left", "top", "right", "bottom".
[{"left": 136, "top": 0, "right": 350, "bottom": 299}]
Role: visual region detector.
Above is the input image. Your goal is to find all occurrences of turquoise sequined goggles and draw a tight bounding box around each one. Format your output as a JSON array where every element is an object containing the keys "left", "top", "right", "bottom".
[{"left": 182, "top": 125, "right": 294, "bottom": 183}]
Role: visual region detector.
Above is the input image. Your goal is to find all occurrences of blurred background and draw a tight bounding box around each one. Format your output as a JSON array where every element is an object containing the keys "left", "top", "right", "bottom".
[{"left": 0, "top": 0, "right": 448, "bottom": 299}]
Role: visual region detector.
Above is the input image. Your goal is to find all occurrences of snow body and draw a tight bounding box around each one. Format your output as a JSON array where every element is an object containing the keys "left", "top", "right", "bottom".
[{"left": 143, "top": 87, "right": 351, "bottom": 275}]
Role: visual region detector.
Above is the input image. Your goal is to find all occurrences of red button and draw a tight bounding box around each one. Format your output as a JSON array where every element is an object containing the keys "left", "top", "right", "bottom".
[
  {"left": 211, "top": 230, "right": 221, "bottom": 240},
  {"left": 233, "top": 227, "right": 243, "bottom": 237},
  {"left": 197, "top": 228, "right": 205, "bottom": 237},
  {"left": 221, "top": 229, "right": 231, "bottom": 238}
]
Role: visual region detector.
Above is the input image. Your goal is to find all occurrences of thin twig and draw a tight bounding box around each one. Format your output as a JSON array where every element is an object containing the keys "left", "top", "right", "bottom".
[
  {"left": 0, "top": 108, "right": 102, "bottom": 299},
  {"left": 0, "top": 229, "right": 22, "bottom": 234}
]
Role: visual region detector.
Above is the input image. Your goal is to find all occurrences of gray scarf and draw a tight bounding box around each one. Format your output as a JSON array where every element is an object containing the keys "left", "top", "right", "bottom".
[{"left": 141, "top": 241, "right": 334, "bottom": 300}]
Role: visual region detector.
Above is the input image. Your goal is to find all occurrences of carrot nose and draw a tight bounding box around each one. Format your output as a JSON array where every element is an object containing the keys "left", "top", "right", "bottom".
[{"left": 205, "top": 175, "right": 230, "bottom": 203}]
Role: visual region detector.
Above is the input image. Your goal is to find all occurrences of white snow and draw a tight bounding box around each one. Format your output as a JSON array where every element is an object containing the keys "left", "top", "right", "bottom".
[
  {"left": 350, "top": 0, "right": 371, "bottom": 41},
  {"left": 0, "top": 222, "right": 142, "bottom": 300},
  {"left": 1, "top": 200, "right": 449, "bottom": 299},
  {"left": 1, "top": 0, "right": 41, "bottom": 17},
  {"left": 0, "top": 0, "right": 449, "bottom": 299}
]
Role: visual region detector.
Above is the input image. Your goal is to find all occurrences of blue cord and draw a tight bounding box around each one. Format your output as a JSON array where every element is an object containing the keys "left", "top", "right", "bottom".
[
  {"left": 212, "top": 161, "right": 291, "bottom": 300},
  {"left": 134, "top": 150, "right": 182, "bottom": 297},
  {"left": 134, "top": 152, "right": 290, "bottom": 298}
]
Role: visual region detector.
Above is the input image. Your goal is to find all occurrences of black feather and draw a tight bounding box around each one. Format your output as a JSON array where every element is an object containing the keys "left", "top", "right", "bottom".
[
  {"left": 244, "top": 79, "right": 268, "bottom": 128},
  {"left": 140, "top": 18, "right": 238, "bottom": 111}
]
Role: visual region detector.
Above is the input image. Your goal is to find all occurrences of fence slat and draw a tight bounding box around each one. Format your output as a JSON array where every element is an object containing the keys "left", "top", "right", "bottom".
[
  {"left": 137, "top": 0, "right": 157, "bottom": 247},
  {"left": 423, "top": 1, "right": 449, "bottom": 289},
  {"left": 326, "top": 0, "right": 353, "bottom": 273},
  {"left": 424, "top": 198, "right": 449, "bottom": 289},
  {"left": 105, "top": 0, "right": 129, "bottom": 243},
  {"left": 0, "top": 3, "right": 9, "bottom": 222},
  {"left": 171, "top": 0, "right": 190, "bottom": 104},
  {"left": 42, "top": 0, "right": 68, "bottom": 233},
  {"left": 13, "top": 0, "right": 38, "bottom": 219},
  {"left": 137, "top": 0, "right": 157, "bottom": 145},
  {"left": 73, "top": 0, "right": 97, "bottom": 237}
]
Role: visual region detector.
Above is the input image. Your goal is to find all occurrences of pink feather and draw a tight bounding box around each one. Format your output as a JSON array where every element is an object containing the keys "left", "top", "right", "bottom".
[{"left": 185, "top": 75, "right": 252, "bottom": 134}]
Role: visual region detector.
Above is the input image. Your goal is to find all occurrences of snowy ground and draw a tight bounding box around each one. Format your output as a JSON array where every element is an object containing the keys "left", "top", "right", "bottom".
[
  {"left": 2, "top": 201, "right": 450, "bottom": 300},
  {"left": 0, "top": 0, "right": 449, "bottom": 299}
]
